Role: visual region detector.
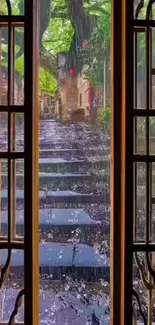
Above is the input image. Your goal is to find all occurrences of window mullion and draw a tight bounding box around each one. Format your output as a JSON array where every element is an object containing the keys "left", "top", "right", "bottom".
[
  {"left": 24, "top": 0, "right": 39, "bottom": 324},
  {"left": 121, "top": 0, "right": 134, "bottom": 324},
  {"left": 111, "top": 0, "right": 122, "bottom": 324}
]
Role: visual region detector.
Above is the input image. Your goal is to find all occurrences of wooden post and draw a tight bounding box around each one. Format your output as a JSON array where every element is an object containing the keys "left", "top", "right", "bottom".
[
  {"left": 24, "top": 0, "right": 40, "bottom": 324},
  {"left": 110, "top": 0, "right": 122, "bottom": 324},
  {"left": 121, "top": 0, "right": 133, "bottom": 323}
]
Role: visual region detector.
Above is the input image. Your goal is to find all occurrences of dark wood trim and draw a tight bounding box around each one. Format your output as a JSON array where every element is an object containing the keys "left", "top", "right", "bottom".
[
  {"left": 0, "top": 152, "right": 24, "bottom": 159},
  {"left": 0, "top": 241, "right": 24, "bottom": 248},
  {"left": 0, "top": 16, "right": 25, "bottom": 23},
  {"left": 24, "top": 0, "right": 39, "bottom": 324},
  {"left": 0, "top": 105, "right": 25, "bottom": 112},
  {"left": 121, "top": 0, "right": 133, "bottom": 323},
  {"left": 110, "top": 0, "right": 122, "bottom": 324},
  {"left": 134, "top": 19, "right": 155, "bottom": 27}
]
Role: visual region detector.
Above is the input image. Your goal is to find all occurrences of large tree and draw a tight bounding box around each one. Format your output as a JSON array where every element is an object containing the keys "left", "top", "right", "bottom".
[{"left": 1, "top": 0, "right": 111, "bottom": 94}]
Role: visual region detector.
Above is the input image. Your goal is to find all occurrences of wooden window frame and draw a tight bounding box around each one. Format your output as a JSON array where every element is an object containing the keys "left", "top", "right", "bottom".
[
  {"left": 0, "top": 1, "right": 39, "bottom": 324},
  {"left": 0, "top": 0, "right": 136, "bottom": 324},
  {"left": 111, "top": 0, "right": 133, "bottom": 324}
]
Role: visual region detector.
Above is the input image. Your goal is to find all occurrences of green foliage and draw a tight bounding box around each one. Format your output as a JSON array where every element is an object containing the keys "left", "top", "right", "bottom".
[
  {"left": 0, "top": 0, "right": 24, "bottom": 15},
  {"left": 81, "top": 0, "right": 111, "bottom": 85},
  {"left": 10, "top": 0, "right": 24, "bottom": 15},
  {"left": 43, "top": 18, "right": 74, "bottom": 55},
  {"left": 0, "top": 0, "right": 8, "bottom": 14},
  {"left": 50, "top": 0, "right": 67, "bottom": 18},
  {"left": 40, "top": 67, "right": 58, "bottom": 95},
  {"left": 15, "top": 55, "right": 24, "bottom": 76},
  {"left": 0, "top": 0, "right": 112, "bottom": 94},
  {"left": 100, "top": 107, "right": 111, "bottom": 134},
  {"left": 42, "top": 8, "right": 74, "bottom": 95}
]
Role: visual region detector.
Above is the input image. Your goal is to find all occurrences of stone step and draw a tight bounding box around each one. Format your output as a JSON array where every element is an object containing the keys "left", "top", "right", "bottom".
[
  {"left": 39, "top": 142, "right": 74, "bottom": 149},
  {"left": 1, "top": 242, "right": 109, "bottom": 271},
  {"left": 1, "top": 158, "right": 109, "bottom": 173},
  {"left": 0, "top": 287, "right": 110, "bottom": 323},
  {"left": 39, "top": 141, "right": 108, "bottom": 150},
  {"left": 1, "top": 172, "right": 92, "bottom": 183},
  {"left": 1, "top": 173, "right": 110, "bottom": 191},
  {"left": 45, "top": 190, "right": 109, "bottom": 204},
  {"left": 1, "top": 200, "right": 111, "bottom": 212},
  {"left": 39, "top": 147, "right": 109, "bottom": 159},
  {"left": 0, "top": 208, "right": 102, "bottom": 236},
  {"left": 0, "top": 190, "right": 110, "bottom": 205},
  {"left": 1, "top": 242, "right": 110, "bottom": 282},
  {"left": 38, "top": 158, "right": 109, "bottom": 173}
]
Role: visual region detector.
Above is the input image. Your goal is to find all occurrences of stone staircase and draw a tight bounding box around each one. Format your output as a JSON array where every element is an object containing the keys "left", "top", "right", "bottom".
[{"left": 0, "top": 119, "right": 111, "bottom": 282}]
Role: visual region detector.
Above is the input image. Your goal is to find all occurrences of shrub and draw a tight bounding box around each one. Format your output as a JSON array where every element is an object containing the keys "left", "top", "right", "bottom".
[{"left": 101, "top": 107, "right": 111, "bottom": 135}]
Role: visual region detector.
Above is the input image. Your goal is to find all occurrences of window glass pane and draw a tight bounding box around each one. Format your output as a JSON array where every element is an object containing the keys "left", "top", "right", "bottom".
[
  {"left": 0, "top": 112, "right": 8, "bottom": 151},
  {"left": 11, "top": 113, "right": 24, "bottom": 152},
  {"left": 39, "top": 0, "right": 111, "bottom": 323},
  {"left": 14, "top": 159, "right": 24, "bottom": 239},
  {"left": 134, "top": 116, "right": 146, "bottom": 155},
  {"left": 10, "top": 0, "right": 24, "bottom": 15},
  {"left": 14, "top": 27, "right": 24, "bottom": 105},
  {"left": 0, "top": 0, "right": 9, "bottom": 15},
  {"left": 132, "top": 252, "right": 149, "bottom": 322},
  {"left": 0, "top": 249, "right": 24, "bottom": 322},
  {"left": 133, "top": 162, "right": 146, "bottom": 242},
  {"left": 0, "top": 0, "right": 24, "bottom": 15},
  {"left": 0, "top": 27, "right": 8, "bottom": 106},
  {"left": 1, "top": 158, "right": 8, "bottom": 237},
  {"left": 152, "top": 29, "right": 155, "bottom": 68},
  {"left": 134, "top": 31, "right": 146, "bottom": 109},
  {"left": 149, "top": 117, "right": 155, "bottom": 154},
  {"left": 133, "top": 5, "right": 155, "bottom": 322}
]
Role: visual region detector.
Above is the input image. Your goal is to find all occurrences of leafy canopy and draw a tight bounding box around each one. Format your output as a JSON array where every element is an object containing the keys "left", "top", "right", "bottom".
[{"left": 0, "top": 0, "right": 111, "bottom": 92}]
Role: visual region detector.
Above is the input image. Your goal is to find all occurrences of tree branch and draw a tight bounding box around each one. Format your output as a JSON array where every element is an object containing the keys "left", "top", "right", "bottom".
[{"left": 40, "top": 46, "right": 57, "bottom": 76}]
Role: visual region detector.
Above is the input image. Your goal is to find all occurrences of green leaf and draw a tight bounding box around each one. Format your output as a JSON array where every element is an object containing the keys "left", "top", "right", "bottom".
[
  {"left": 40, "top": 67, "right": 58, "bottom": 95},
  {"left": 15, "top": 54, "right": 24, "bottom": 76},
  {"left": 43, "top": 18, "right": 74, "bottom": 55}
]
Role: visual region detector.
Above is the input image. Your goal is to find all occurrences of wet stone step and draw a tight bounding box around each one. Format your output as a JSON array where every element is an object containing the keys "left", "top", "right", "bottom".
[
  {"left": 0, "top": 190, "right": 110, "bottom": 205},
  {"left": 39, "top": 141, "right": 109, "bottom": 150},
  {"left": 1, "top": 242, "right": 110, "bottom": 282},
  {"left": 1, "top": 288, "right": 110, "bottom": 324},
  {"left": 1, "top": 172, "right": 93, "bottom": 185},
  {"left": 37, "top": 180, "right": 109, "bottom": 195},
  {"left": 46, "top": 191, "right": 109, "bottom": 204},
  {"left": 45, "top": 191, "right": 109, "bottom": 204},
  {"left": 1, "top": 173, "right": 110, "bottom": 190},
  {"left": 7, "top": 159, "right": 109, "bottom": 173},
  {"left": 1, "top": 243, "right": 110, "bottom": 274},
  {"left": 39, "top": 147, "right": 110, "bottom": 159},
  {"left": 1, "top": 208, "right": 101, "bottom": 226},
  {"left": 40, "top": 142, "right": 74, "bottom": 150},
  {"left": 1, "top": 200, "right": 111, "bottom": 213},
  {"left": 40, "top": 148, "right": 86, "bottom": 160},
  {"left": 38, "top": 159, "right": 109, "bottom": 173},
  {"left": 0, "top": 208, "right": 102, "bottom": 236}
]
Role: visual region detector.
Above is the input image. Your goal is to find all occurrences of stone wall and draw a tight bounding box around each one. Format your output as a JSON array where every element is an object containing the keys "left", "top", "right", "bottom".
[
  {"left": 40, "top": 94, "right": 57, "bottom": 118},
  {"left": 60, "top": 75, "right": 78, "bottom": 121},
  {"left": 58, "top": 70, "right": 111, "bottom": 124}
]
